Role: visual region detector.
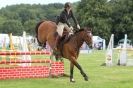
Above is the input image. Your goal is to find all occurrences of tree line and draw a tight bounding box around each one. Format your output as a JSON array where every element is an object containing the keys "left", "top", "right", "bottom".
[
  {"left": 0, "top": 3, "right": 64, "bottom": 35},
  {"left": 77, "top": 0, "right": 133, "bottom": 45},
  {"left": 0, "top": 0, "right": 132, "bottom": 45}
]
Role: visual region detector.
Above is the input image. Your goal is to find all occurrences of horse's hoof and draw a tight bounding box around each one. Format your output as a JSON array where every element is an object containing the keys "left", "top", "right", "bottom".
[
  {"left": 70, "top": 80, "right": 75, "bottom": 83},
  {"left": 84, "top": 76, "right": 88, "bottom": 81},
  {"left": 70, "top": 78, "right": 75, "bottom": 83}
]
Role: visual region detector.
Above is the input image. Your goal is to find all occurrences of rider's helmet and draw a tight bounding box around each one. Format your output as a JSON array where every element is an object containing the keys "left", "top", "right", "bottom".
[{"left": 64, "top": 2, "right": 71, "bottom": 8}]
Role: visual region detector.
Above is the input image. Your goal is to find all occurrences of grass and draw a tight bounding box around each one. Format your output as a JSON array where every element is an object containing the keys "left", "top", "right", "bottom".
[{"left": 1, "top": 50, "right": 133, "bottom": 88}]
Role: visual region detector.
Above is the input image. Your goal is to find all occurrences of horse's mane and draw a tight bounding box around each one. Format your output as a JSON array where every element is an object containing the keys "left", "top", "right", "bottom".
[
  {"left": 67, "top": 29, "right": 85, "bottom": 42},
  {"left": 74, "top": 27, "right": 92, "bottom": 34},
  {"left": 74, "top": 29, "right": 84, "bottom": 34}
]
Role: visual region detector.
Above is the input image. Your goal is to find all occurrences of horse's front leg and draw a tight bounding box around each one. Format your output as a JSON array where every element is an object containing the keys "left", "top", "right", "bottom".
[
  {"left": 70, "top": 62, "right": 75, "bottom": 82},
  {"left": 70, "top": 57, "right": 88, "bottom": 81}
]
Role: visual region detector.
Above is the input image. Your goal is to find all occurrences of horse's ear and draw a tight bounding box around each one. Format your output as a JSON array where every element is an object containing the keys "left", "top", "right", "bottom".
[{"left": 88, "top": 27, "right": 92, "bottom": 31}]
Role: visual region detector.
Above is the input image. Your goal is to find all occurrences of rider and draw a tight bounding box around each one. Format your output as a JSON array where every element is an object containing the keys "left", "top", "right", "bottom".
[
  {"left": 55, "top": 2, "right": 80, "bottom": 50},
  {"left": 56, "top": 2, "right": 80, "bottom": 36}
]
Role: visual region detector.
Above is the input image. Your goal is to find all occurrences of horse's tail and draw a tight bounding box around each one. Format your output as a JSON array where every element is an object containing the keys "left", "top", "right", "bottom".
[{"left": 35, "top": 20, "right": 44, "bottom": 46}]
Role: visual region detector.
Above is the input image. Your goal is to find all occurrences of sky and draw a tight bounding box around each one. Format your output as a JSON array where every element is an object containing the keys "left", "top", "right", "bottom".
[{"left": 0, "top": 0, "right": 80, "bottom": 8}]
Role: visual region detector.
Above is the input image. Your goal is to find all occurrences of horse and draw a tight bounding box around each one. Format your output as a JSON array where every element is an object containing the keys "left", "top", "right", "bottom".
[{"left": 35, "top": 20, "right": 93, "bottom": 82}]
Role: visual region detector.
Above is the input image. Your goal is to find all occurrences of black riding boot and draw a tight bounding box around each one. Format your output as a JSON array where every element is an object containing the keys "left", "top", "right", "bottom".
[
  {"left": 53, "top": 36, "right": 62, "bottom": 61},
  {"left": 64, "top": 34, "right": 70, "bottom": 43},
  {"left": 54, "top": 36, "right": 60, "bottom": 50},
  {"left": 53, "top": 36, "right": 61, "bottom": 56}
]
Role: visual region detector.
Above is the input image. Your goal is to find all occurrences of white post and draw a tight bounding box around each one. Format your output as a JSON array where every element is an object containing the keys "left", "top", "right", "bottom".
[
  {"left": 21, "top": 31, "right": 31, "bottom": 67},
  {"left": 105, "top": 34, "right": 114, "bottom": 66},
  {"left": 119, "top": 34, "right": 127, "bottom": 66},
  {"left": 103, "top": 39, "right": 106, "bottom": 50}
]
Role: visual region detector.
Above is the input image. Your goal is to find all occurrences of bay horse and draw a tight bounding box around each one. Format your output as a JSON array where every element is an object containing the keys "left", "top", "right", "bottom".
[{"left": 35, "top": 20, "right": 93, "bottom": 82}]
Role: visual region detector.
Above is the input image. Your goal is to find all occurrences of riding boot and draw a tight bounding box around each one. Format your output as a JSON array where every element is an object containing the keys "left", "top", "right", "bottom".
[
  {"left": 53, "top": 36, "right": 61, "bottom": 55},
  {"left": 64, "top": 35, "right": 70, "bottom": 43},
  {"left": 54, "top": 36, "right": 60, "bottom": 50},
  {"left": 53, "top": 36, "right": 61, "bottom": 60}
]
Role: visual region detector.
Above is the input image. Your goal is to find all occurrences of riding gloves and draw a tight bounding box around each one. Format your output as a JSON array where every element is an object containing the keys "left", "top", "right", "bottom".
[
  {"left": 70, "top": 26, "right": 74, "bottom": 30},
  {"left": 77, "top": 24, "right": 80, "bottom": 29}
]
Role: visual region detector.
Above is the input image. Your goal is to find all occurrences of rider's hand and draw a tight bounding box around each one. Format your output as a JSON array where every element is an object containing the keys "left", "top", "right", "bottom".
[
  {"left": 77, "top": 24, "right": 80, "bottom": 29},
  {"left": 70, "top": 26, "right": 73, "bottom": 30}
]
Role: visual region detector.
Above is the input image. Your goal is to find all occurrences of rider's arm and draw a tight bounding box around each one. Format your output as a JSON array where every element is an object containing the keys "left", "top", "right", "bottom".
[
  {"left": 64, "top": 15, "right": 71, "bottom": 27},
  {"left": 71, "top": 10, "right": 78, "bottom": 26}
]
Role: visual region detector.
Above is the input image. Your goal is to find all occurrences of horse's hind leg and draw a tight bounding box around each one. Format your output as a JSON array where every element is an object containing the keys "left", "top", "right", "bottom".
[{"left": 70, "top": 57, "right": 88, "bottom": 81}]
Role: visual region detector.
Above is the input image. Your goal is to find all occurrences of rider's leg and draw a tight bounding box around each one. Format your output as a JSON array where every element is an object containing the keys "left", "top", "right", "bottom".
[
  {"left": 64, "top": 24, "right": 74, "bottom": 35},
  {"left": 63, "top": 24, "right": 73, "bottom": 42},
  {"left": 57, "top": 22, "right": 64, "bottom": 37},
  {"left": 54, "top": 22, "right": 64, "bottom": 50}
]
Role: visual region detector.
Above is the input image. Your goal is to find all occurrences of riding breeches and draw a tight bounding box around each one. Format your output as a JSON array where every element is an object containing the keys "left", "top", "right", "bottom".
[{"left": 56, "top": 22, "right": 73, "bottom": 37}]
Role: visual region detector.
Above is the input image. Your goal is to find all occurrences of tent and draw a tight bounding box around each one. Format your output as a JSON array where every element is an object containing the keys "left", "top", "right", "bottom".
[
  {"left": 93, "top": 36, "right": 106, "bottom": 50},
  {"left": 118, "top": 39, "right": 132, "bottom": 45}
]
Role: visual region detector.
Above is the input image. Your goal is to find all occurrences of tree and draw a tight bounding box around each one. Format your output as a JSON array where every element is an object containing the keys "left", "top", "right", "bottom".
[
  {"left": 1, "top": 20, "right": 24, "bottom": 35},
  {"left": 0, "top": 16, "right": 7, "bottom": 32},
  {"left": 110, "top": 0, "right": 133, "bottom": 44},
  {"left": 23, "top": 20, "right": 37, "bottom": 35},
  {"left": 77, "top": 0, "right": 112, "bottom": 43},
  {"left": 0, "top": 3, "right": 64, "bottom": 35}
]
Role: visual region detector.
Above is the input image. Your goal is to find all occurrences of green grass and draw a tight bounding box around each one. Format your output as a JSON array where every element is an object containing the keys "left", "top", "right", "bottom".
[{"left": 1, "top": 50, "right": 133, "bottom": 88}]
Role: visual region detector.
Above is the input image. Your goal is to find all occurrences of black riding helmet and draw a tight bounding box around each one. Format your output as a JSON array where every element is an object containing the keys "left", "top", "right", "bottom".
[{"left": 64, "top": 2, "right": 71, "bottom": 8}]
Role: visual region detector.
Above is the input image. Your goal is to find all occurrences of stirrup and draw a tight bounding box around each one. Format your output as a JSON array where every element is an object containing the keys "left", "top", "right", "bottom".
[{"left": 53, "top": 48, "right": 60, "bottom": 55}]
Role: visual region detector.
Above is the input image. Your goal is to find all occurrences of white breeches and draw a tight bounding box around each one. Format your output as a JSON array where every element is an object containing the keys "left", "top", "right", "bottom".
[{"left": 56, "top": 22, "right": 73, "bottom": 37}]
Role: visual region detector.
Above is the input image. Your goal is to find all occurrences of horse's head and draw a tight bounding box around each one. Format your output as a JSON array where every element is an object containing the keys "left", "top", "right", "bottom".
[{"left": 77, "top": 27, "right": 93, "bottom": 48}]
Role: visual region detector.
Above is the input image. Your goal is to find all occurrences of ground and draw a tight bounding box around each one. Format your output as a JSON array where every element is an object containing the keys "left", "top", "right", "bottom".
[{"left": 0, "top": 50, "right": 133, "bottom": 88}]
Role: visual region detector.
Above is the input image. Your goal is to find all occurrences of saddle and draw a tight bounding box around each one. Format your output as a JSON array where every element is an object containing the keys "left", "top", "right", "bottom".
[
  {"left": 54, "top": 28, "right": 72, "bottom": 60},
  {"left": 57, "top": 28, "right": 70, "bottom": 44}
]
